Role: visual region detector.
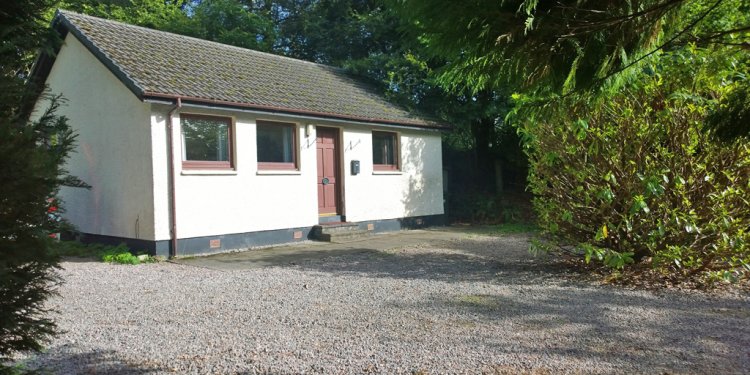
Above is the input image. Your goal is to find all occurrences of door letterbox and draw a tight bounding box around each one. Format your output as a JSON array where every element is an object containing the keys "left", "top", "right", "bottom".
[{"left": 351, "top": 160, "right": 360, "bottom": 175}]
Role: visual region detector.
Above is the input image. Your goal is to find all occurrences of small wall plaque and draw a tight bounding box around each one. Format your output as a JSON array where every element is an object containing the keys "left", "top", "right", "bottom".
[{"left": 209, "top": 239, "right": 221, "bottom": 248}]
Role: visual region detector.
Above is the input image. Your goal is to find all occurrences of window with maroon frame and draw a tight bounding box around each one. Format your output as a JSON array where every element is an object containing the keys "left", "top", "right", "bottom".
[
  {"left": 257, "top": 121, "right": 298, "bottom": 170},
  {"left": 181, "top": 114, "right": 233, "bottom": 170},
  {"left": 372, "top": 131, "right": 399, "bottom": 171}
]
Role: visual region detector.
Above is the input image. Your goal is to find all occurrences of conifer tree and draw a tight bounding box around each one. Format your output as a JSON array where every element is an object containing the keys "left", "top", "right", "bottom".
[{"left": 0, "top": 0, "right": 87, "bottom": 364}]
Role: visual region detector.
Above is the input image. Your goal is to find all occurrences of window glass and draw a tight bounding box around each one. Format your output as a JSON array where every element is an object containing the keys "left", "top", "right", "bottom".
[
  {"left": 181, "top": 115, "right": 232, "bottom": 168},
  {"left": 373, "top": 131, "right": 398, "bottom": 169},
  {"left": 257, "top": 121, "right": 297, "bottom": 169}
]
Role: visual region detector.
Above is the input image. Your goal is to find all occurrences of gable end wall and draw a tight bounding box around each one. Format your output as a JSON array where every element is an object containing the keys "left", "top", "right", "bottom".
[{"left": 33, "top": 33, "right": 155, "bottom": 241}]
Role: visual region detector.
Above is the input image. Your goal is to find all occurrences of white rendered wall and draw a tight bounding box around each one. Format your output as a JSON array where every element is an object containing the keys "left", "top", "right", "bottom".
[
  {"left": 33, "top": 34, "right": 155, "bottom": 240},
  {"left": 151, "top": 108, "right": 319, "bottom": 240},
  {"left": 151, "top": 107, "right": 444, "bottom": 240},
  {"left": 341, "top": 126, "right": 444, "bottom": 222}
]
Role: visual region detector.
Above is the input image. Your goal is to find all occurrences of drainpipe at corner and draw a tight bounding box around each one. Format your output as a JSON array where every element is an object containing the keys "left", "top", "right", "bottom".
[{"left": 166, "top": 98, "right": 182, "bottom": 258}]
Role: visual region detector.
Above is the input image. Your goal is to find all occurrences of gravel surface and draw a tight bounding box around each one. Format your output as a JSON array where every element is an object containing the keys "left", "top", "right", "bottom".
[{"left": 14, "top": 233, "right": 750, "bottom": 374}]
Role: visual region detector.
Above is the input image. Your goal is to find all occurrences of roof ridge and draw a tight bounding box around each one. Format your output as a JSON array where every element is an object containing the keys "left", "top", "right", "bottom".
[{"left": 56, "top": 9, "right": 348, "bottom": 73}]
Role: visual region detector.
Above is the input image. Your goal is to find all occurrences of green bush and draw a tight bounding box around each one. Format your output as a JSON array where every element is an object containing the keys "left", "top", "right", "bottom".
[
  {"left": 102, "top": 251, "right": 139, "bottom": 265},
  {"left": 101, "top": 245, "right": 140, "bottom": 265},
  {"left": 448, "top": 191, "right": 534, "bottom": 225},
  {"left": 518, "top": 48, "right": 750, "bottom": 282},
  {"left": 51, "top": 241, "right": 156, "bottom": 265},
  {"left": 100, "top": 245, "right": 157, "bottom": 265}
]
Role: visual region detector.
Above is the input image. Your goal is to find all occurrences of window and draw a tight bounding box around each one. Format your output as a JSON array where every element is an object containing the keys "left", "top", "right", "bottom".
[
  {"left": 372, "top": 131, "right": 399, "bottom": 171},
  {"left": 181, "top": 114, "right": 233, "bottom": 170},
  {"left": 257, "top": 121, "right": 298, "bottom": 170}
]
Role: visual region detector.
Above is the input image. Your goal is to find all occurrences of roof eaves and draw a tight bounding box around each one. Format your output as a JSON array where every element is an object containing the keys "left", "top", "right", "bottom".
[
  {"left": 55, "top": 10, "right": 145, "bottom": 100},
  {"left": 143, "top": 92, "right": 450, "bottom": 130}
]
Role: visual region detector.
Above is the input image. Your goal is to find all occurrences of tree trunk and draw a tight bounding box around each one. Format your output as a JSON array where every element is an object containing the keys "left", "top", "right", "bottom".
[{"left": 471, "top": 117, "right": 496, "bottom": 193}]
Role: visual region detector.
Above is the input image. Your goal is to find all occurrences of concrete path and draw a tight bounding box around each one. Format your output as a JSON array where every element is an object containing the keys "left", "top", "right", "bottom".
[{"left": 173, "top": 228, "right": 467, "bottom": 271}]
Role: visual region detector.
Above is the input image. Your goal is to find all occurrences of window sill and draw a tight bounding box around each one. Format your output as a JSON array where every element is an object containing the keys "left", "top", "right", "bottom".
[
  {"left": 372, "top": 170, "right": 403, "bottom": 175},
  {"left": 181, "top": 169, "right": 238, "bottom": 176},
  {"left": 257, "top": 169, "right": 302, "bottom": 175}
]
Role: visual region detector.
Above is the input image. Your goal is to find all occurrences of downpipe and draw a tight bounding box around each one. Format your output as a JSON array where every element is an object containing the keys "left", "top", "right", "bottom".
[{"left": 166, "top": 97, "right": 182, "bottom": 258}]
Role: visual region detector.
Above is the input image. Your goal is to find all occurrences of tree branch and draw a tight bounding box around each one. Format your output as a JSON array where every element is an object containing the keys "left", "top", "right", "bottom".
[
  {"left": 559, "top": 0, "right": 686, "bottom": 35},
  {"left": 595, "top": 0, "right": 725, "bottom": 85},
  {"left": 701, "top": 25, "right": 750, "bottom": 40}
]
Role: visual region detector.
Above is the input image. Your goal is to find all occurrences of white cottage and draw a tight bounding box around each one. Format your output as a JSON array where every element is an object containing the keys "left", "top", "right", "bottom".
[{"left": 32, "top": 11, "right": 446, "bottom": 257}]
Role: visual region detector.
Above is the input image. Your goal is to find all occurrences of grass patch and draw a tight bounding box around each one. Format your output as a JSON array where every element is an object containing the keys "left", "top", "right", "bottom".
[
  {"left": 492, "top": 222, "right": 540, "bottom": 234},
  {"left": 458, "top": 223, "right": 540, "bottom": 237},
  {"left": 50, "top": 241, "right": 159, "bottom": 265}
]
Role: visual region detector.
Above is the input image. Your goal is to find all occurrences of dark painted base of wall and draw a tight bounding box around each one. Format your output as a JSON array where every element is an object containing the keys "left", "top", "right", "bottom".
[
  {"left": 71, "top": 214, "right": 445, "bottom": 258},
  {"left": 64, "top": 232, "right": 169, "bottom": 255},
  {"left": 364, "top": 214, "right": 446, "bottom": 232}
]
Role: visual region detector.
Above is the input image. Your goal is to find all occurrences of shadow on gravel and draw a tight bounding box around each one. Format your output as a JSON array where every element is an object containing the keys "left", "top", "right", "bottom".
[
  {"left": 21, "top": 347, "right": 165, "bottom": 374},
  {"left": 254, "top": 247, "right": 507, "bottom": 284},
  {"left": 256, "top": 235, "right": 750, "bottom": 373},
  {"left": 254, "top": 236, "right": 571, "bottom": 286},
  {"left": 206, "top": 248, "right": 380, "bottom": 269},
  {"left": 417, "top": 287, "right": 750, "bottom": 373}
]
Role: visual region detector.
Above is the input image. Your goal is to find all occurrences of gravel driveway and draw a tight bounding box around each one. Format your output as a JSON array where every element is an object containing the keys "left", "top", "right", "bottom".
[{"left": 15, "top": 231, "right": 750, "bottom": 374}]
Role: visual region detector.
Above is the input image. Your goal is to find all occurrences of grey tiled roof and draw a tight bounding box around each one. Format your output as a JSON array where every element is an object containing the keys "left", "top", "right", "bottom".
[{"left": 55, "top": 10, "right": 444, "bottom": 128}]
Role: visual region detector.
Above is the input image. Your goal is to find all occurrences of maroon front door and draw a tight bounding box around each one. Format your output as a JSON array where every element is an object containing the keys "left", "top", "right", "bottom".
[{"left": 316, "top": 127, "right": 340, "bottom": 216}]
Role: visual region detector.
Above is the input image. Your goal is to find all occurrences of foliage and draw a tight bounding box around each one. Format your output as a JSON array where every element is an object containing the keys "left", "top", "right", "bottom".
[
  {"left": 0, "top": 85, "right": 64, "bottom": 366},
  {"left": 491, "top": 223, "right": 540, "bottom": 235},
  {"left": 53, "top": 0, "right": 195, "bottom": 34},
  {"left": 102, "top": 250, "right": 140, "bottom": 265},
  {"left": 1, "top": 0, "right": 60, "bottom": 78},
  {"left": 518, "top": 46, "right": 749, "bottom": 280},
  {"left": 394, "top": 0, "right": 750, "bottom": 285},
  {"left": 100, "top": 244, "right": 156, "bottom": 265},
  {"left": 0, "top": 0, "right": 88, "bottom": 364},
  {"left": 706, "top": 80, "right": 750, "bottom": 140},
  {"left": 394, "top": 0, "right": 750, "bottom": 95},
  {"left": 448, "top": 192, "right": 498, "bottom": 224},
  {"left": 62, "top": 242, "right": 150, "bottom": 263},
  {"left": 50, "top": 240, "right": 105, "bottom": 258},
  {"left": 448, "top": 191, "right": 533, "bottom": 225},
  {"left": 269, "top": 0, "right": 396, "bottom": 65},
  {"left": 462, "top": 223, "right": 540, "bottom": 237},
  {"left": 192, "top": 0, "right": 275, "bottom": 51},
  {"left": 51, "top": 241, "right": 156, "bottom": 264},
  {"left": 56, "top": 0, "right": 275, "bottom": 51},
  {"left": 96, "top": 243, "right": 154, "bottom": 264}
]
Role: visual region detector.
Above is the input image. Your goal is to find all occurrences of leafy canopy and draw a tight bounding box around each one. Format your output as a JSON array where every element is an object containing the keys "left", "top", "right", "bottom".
[{"left": 394, "top": 0, "right": 750, "bottom": 95}]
